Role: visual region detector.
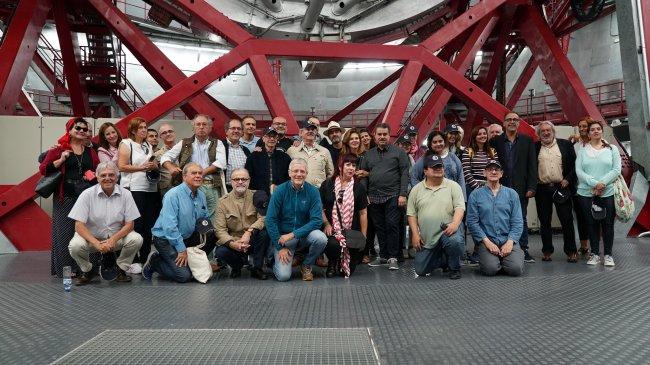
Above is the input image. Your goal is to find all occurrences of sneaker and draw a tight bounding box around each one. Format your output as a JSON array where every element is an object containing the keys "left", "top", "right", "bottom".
[
  {"left": 449, "top": 270, "right": 461, "bottom": 280},
  {"left": 603, "top": 255, "right": 615, "bottom": 267},
  {"left": 301, "top": 265, "right": 314, "bottom": 281},
  {"left": 524, "top": 250, "right": 535, "bottom": 263},
  {"left": 368, "top": 258, "right": 388, "bottom": 267},
  {"left": 586, "top": 253, "right": 601, "bottom": 266},
  {"left": 388, "top": 258, "right": 399, "bottom": 270},
  {"left": 126, "top": 263, "right": 142, "bottom": 274},
  {"left": 468, "top": 252, "right": 480, "bottom": 266},
  {"left": 142, "top": 251, "right": 158, "bottom": 280}
]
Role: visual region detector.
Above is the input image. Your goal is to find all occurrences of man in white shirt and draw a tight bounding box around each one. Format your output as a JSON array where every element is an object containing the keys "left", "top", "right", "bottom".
[{"left": 68, "top": 161, "right": 143, "bottom": 285}]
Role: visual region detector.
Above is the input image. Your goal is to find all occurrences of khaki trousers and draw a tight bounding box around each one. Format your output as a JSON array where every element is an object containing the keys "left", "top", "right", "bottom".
[{"left": 68, "top": 231, "right": 143, "bottom": 273}]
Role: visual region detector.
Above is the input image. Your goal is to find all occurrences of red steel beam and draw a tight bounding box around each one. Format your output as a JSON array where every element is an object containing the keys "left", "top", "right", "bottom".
[
  {"left": 174, "top": 0, "right": 253, "bottom": 46},
  {"left": 411, "top": 15, "right": 500, "bottom": 146},
  {"left": 0, "top": 0, "right": 52, "bottom": 114},
  {"left": 248, "top": 55, "right": 299, "bottom": 135},
  {"left": 32, "top": 53, "right": 69, "bottom": 95},
  {"left": 17, "top": 89, "right": 41, "bottom": 116},
  {"left": 381, "top": 61, "right": 423, "bottom": 135},
  {"left": 505, "top": 55, "right": 537, "bottom": 110},
  {"left": 554, "top": 5, "right": 616, "bottom": 37},
  {"left": 0, "top": 173, "right": 41, "bottom": 219},
  {"left": 87, "top": 0, "right": 236, "bottom": 124},
  {"left": 53, "top": 0, "right": 90, "bottom": 116},
  {"left": 518, "top": 5, "right": 603, "bottom": 122}
]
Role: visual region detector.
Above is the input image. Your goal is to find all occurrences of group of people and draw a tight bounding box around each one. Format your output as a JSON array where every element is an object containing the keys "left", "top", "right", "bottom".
[{"left": 39, "top": 110, "right": 622, "bottom": 284}]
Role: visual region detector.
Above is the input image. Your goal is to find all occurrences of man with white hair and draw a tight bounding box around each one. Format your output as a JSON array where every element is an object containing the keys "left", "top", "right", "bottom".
[
  {"left": 68, "top": 161, "right": 143, "bottom": 285},
  {"left": 265, "top": 158, "right": 327, "bottom": 281},
  {"left": 535, "top": 121, "right": 578, "bottom": 262},
  {"left": 161, "top": 114, "right": 227, "bottom": 219},
  {"left": 154, "top": 123, "right": 177, "bottom": 196},
  {"left": 488, "top": 123, "right": 503, "bottom": 141}
]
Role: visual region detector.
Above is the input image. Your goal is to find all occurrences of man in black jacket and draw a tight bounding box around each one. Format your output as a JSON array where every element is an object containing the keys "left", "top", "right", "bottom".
[
  {"left": 490, "top": 112, "right": 538, "bottom": 263},
  {"left": 534, "top": 121, "right": 577, "bottom": 262},
  {"left": 245, "top": 127, "right": 291, "bottom": 194}
]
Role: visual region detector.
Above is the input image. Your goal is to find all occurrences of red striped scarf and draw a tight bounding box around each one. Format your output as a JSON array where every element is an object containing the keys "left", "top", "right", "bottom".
[{"left": 332, "top": 177, "right": 355, "bottom": 277}]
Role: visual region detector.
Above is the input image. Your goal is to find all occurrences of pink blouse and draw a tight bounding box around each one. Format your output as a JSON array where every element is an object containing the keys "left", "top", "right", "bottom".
[{"left": 97, "top": 145, "right": 119, "bottom": 163}]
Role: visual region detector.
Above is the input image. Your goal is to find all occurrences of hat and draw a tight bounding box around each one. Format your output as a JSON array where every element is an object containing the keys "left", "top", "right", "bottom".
[
  {"left": 485, "top": 159, "right": 502, "bottom": 169},
  {"left": 300, "top": 119, "right": 318, "bottom": 130},
  {"left": 253, "top": 190, "right": 270, "bottom": 215},
  {"left": 423, "top": 154, "right": 444, "bottom": 168},
  {"left": 195, "top": 217, "right": 214, "bottom": 234},
  {"left": 405, "top": 125, "right": 418, "bottom": 135},
  {"left": 324, "top": 121, "right": 342, "bottom": 136},
  {"left": 263, "top": 126, "right": 279, "bottom": 136},
  {"left": 445, "top": 124, "right": 460, "bottom": 133},
  {"left": 396, "top": 135, "right": 412, "bottom": 145}
]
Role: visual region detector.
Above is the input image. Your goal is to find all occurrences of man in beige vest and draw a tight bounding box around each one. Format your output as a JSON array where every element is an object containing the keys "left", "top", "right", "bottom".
[
  {"left": 160, "top": 114, "right": 226, "bottom": 219},
  {"left": 286, "top": 120, "right": 334, "bottom": 188}
]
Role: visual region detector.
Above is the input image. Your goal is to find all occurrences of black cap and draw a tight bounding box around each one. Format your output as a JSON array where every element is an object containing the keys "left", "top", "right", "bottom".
[
  {"left": 195, "top": 217, "right": 214, "bottom": 234},
  {"left": 300, "top": 119, "right": 318, "bottom": 130},
  {"left": 396, "top": 135, "right": 412, "bottom": 145},
  {"left": 263, "top": 127, "right": 279, "bottom": 136},
  {"left": 253, "top": 190, "right": 270, "bottom": 215},
  {"left": 405, "top": 125, "right": 417, "bottom": 135},
  {"left": 445, "top": 124, "right": 460, "bottom": 133},
  {"left": 424, "top": 154, "right": 444, "bottom": 168},
  {"left": 485, "top": 159, "right": 502, "bottom": 169}
]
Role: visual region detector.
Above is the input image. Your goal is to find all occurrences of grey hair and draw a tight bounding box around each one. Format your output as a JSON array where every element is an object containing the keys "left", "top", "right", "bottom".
[
  {"left": 536, "top": 120, "right": 556, "bottom": 136},
  {"left": 289, "top": 158, "right": 308, "bottom": 172},
  {"left": 231, "top": 168, "right": 249, "bottom": 178},
  {"left": 96, "top": 161, "right": 118, "bottom": 176},
  {"left": 182, "top": 162, "right": 202, "bottom": 176},
  {"left": 193, "top": 114, "right": 212, "bottom": 126}
]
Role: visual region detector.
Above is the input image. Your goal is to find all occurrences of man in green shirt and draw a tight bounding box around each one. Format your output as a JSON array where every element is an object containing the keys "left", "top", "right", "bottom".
[{"left": 407, "top": 155, "right": 465, "bottom": 279}]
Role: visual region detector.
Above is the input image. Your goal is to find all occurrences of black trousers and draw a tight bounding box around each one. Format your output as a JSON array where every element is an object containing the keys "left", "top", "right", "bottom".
[
  {"left": 324, "top": 237, "right": 363, "bottom": 274},
  {"left": 364, "top": 211, "right": 376, "bottom": 256},
  {"left": 214, "top": 229, "right": 269, "bottom": 269},
  {"left": 572, "top": 195, "right": 589, "bottom": 241},
  {"left": 131, "top": 191, "right": 161, "bottom": 263},
  {"left": 577, "top": 195, "right": 616, "bottom": 256},
  {"left": 368, "top": 196, "right": 401, "bottom": 260},
  {"left": 535, "top": 184, "right": 576, "bottom": 255}
]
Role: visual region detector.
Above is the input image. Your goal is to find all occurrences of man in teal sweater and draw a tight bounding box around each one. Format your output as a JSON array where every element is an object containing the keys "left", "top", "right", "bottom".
[{"left": 265, "top": 158, "right": 327, "bottom": 281}]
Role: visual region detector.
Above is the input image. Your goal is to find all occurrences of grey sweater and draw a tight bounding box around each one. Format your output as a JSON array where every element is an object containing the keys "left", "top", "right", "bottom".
[{"left": 359, "top": 145, "right": 410, "bottom": 199}]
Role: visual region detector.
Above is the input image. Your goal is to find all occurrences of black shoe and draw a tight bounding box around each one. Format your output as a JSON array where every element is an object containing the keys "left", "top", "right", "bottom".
[
  {"left": 326, "top": 264, "right": 337, "bottom": 278},
  {"left": 74, "top": 269, "right": 96, "bottom": 286},
  {"left": 229, "top": 267, "right": 242, "bottom": 279},
  {"left": 524, "top": 250, "right": 536, "bottom": 263},
  {"left": 449, "top": 270, "right": 461, "bottom": 280},
  {"left": 250, "top": 267, "right": 268, "bottom": 280},
  {"left": 115, "top": 268, "right": 132, "bottom": 283}
]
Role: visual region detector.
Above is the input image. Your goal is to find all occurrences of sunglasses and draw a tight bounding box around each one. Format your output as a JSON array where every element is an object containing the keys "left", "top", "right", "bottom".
[
  {"left": 337, "top": 189, "right": 345, "bottom": 204},
  {"left": 74, "top": 126, "right": 89, "bottom": 132}
]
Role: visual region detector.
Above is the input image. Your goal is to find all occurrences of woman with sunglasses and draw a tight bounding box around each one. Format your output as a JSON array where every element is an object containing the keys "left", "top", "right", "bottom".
[
  {"left": 39, "top": 117, "right": 99, "bottom": 277},
  {"left": 97, "top": 122, "right": 122, "bottom": 163},
  {"left": 575, "top": 120, "right": 621, "bottom": 267},
  {"left": 118, "top": 117, "right": 161, "bottom": 273},
  {"left": 319, "top": 154, "right": 368, "bottom": 278}
]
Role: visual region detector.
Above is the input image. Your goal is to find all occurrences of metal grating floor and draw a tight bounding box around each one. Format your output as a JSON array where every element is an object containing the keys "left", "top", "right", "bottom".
[
  {"left": 51, "top": 328, "right": 379, "bottom": 365},
  {"left": 1, "top": 236, "right": 650, "bottom": 364}
]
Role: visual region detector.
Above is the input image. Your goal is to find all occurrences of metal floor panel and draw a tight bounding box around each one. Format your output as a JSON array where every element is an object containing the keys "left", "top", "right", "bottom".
[{"left": 1, "top": 236, "right": 650, "bottom": 364}]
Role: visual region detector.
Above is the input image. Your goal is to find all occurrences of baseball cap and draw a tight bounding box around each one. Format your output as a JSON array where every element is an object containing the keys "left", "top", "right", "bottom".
[{"left": 424, "top": 154, "right": 444, "bottom": 168}]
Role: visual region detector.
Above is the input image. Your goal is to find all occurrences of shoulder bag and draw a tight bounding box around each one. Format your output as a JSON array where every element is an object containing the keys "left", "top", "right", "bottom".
[{"left": 35, "top": 171, "right": 62, "bottom": 198}]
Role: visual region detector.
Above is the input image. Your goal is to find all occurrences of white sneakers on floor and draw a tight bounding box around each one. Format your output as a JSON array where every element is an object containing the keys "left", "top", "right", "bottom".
[
  {"left": 603, "top": 255, "right": 615, "bottom": 267},
  {"left": 126, "top": 263, "right": 143, "bottom": 274},
  {"left": 586, "top": 254, "right": 601, "bottom": 266},
  {"left": 586, "top": 254, "right": 615, "bottom": 267}
]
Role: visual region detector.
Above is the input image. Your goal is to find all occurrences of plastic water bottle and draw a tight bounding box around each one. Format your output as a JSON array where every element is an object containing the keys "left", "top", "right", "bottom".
[{"left": 63, "top": 266, "right": 72, "bottom": 292}]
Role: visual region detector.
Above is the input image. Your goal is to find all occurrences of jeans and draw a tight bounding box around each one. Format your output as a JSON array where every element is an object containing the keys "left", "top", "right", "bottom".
[
  {"left": 519, "top": 196, "right": 529, "bottom": 250},
  {"left": 368, "top": 196, "right": 401, "bottom": 259},
  {"left": 479, "top": 242, "right": 524, "bottom": 277},
  {"left": 200, "top": 183, "right": 221, "bottom": 221},
  {"left": 273, "top": 230, "right": 327, "bottom": 282},
  {"left": 577, "top": 195, "right": 616, "bottom": 255},
  {"left": 535, "top": 184, "right": 577, "bottom": 255},
  {"left": 414, "top": 225, "right": 465, "bottom": 275},
  {"left": 215, "top": 229, "right": 270, "bottom": 270},
  {"left": 151, "top": 236, "right": 216, "bottom": 283}
]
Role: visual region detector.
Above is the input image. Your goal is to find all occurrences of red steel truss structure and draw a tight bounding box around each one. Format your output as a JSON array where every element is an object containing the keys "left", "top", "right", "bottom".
[{"left": 0, "top": 0, "right": 635, "bottom": 249}]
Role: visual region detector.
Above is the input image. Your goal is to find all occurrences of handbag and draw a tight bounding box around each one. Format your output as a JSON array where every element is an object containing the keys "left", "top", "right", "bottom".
[
  {"left": 552, "top": 187, "right": 571, "bottom": 204},
  {"left": 73, "top": 180, "right": 93, "bottom": 196},
  {"left": 334, "top": 199, "right": 366, "bottom": 250},
  {"left": 35, "top": 171, "right": 62, "bottom": 198},
  {"left": 591, "top": 198, "right": 607, "bottom": 221},
  {"left": 613, "top": 174, "right": 634, "bottom": 222},
  {"left": 186, "top": 238, "right": 212, "bottom": 284}
]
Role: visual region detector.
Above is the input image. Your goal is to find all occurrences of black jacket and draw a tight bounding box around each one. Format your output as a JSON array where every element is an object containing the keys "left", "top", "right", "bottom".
[
  {"left": 490, "top": 133, "right": 538, "bottom": 197},
  {"left": 319, "top": 178, "right": 368, "bottom": 231},
  {"left": 535, "top": 138, "right": 577, "bottom": 194},
  {"left": 245, "top": 149, "right": 292, "bottom": 194}
]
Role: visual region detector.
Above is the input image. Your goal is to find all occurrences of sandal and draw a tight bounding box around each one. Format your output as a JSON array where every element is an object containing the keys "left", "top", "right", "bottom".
[
  {"left": 542, "top": 254, "right": 552, "bottom": 262},
  {"left": 567, "top": 253, "right": 578, "bottom": 263},
  {"left": 578, "top": 247, "right": 590, "bottom": 256}
]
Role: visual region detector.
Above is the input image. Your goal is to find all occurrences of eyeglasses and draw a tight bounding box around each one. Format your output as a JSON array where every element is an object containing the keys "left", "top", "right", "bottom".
[
  {"left": 232, "top": 177, "right": 249, "bottom": 182},
  {"left": 74, "top": 126, "right": 89, "bottom": 132},
  {"left": 486, "top": 167, "right": 501, "bottom": 172},
  {"left": 160, "top": 130, "right": 175, "bottom": 135},
  {"left": 505, "top": 118, "right": 520, "bottom": 122}
]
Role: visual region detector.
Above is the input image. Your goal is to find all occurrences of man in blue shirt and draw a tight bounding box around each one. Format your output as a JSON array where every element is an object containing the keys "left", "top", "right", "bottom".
[
  {"left": 466, "top": 160, "right": 525, "bottom": 277},
  {"left": 143, "top": 162, "right": 215, "bottom": 282},
  {"left": 265, "top": 158, "right": 327, "bottom": 281}
]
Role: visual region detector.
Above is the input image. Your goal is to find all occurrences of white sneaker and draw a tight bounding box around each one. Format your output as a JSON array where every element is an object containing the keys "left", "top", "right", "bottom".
[
  {"left": 126, "top": 263, "right": 143, "bottom": 274},
  {"left": 586, "top": 254, "right": 601, "bottom": 266},
  {"left": 604, "top": 255, "right": 615, "bottom": 267}
]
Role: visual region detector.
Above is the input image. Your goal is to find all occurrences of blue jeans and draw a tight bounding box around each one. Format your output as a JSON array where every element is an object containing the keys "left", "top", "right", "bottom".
[
  {"left": 151, "top": 236, "right": 215, "bottom": 283},
  {"left": 414, "top": 225, "right": 465, "bottom": 275},
  {"left": 519, "top": 196, "right": 529, "bottom": 250},
  {"left": 273, "top": 230, "right": 327, "bottom": 282}
]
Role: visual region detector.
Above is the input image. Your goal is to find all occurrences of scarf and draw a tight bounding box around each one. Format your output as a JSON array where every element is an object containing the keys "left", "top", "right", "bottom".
[
  {"left": 332, "top": 176, "right": 355, "bottom": 277},
  {"left": 58, "top": 118, "right": 77, "bottom": 151}
]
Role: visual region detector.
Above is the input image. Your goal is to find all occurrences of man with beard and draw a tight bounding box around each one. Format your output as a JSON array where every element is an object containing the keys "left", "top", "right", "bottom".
[
  {"left": 320, "top": 121, "right": 343, "bottom": 165},
  {"left": 287, "top": 120, "right": 334, "bottom": 188}
]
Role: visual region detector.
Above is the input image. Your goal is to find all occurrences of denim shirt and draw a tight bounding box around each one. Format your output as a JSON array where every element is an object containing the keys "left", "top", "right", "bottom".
[
  {"left": 151, "top": 183, "right": 209, "bottom": 252},
  {"left": 466, "top": 185, "right": 523, "bottom": 246}
]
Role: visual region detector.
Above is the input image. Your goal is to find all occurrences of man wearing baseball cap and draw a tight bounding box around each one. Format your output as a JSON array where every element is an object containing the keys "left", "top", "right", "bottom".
[
  {"left": 245, "top": 127, "right": 291, "bottom": 194},
  {"left": 407, "top": 155, "right": 466, "bottom": 279},
  {"left": 286, "top": 120, "right": 334, "bottom": 188},
  {"left": 466, "top": 159, "right": 525, "bottom": 276}
]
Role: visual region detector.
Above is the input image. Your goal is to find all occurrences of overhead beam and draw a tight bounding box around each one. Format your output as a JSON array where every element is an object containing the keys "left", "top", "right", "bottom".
[
  {"left": 381, "top": 61, "right": 423, "bottom": 135},
  {"left": 174, "top": 0, "right": 254, "bottom": 46}
]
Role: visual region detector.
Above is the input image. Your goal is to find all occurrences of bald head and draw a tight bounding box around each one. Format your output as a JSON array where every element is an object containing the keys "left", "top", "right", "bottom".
[{"left": 272, "top": 116, "right": 287, "bottom": 135}]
